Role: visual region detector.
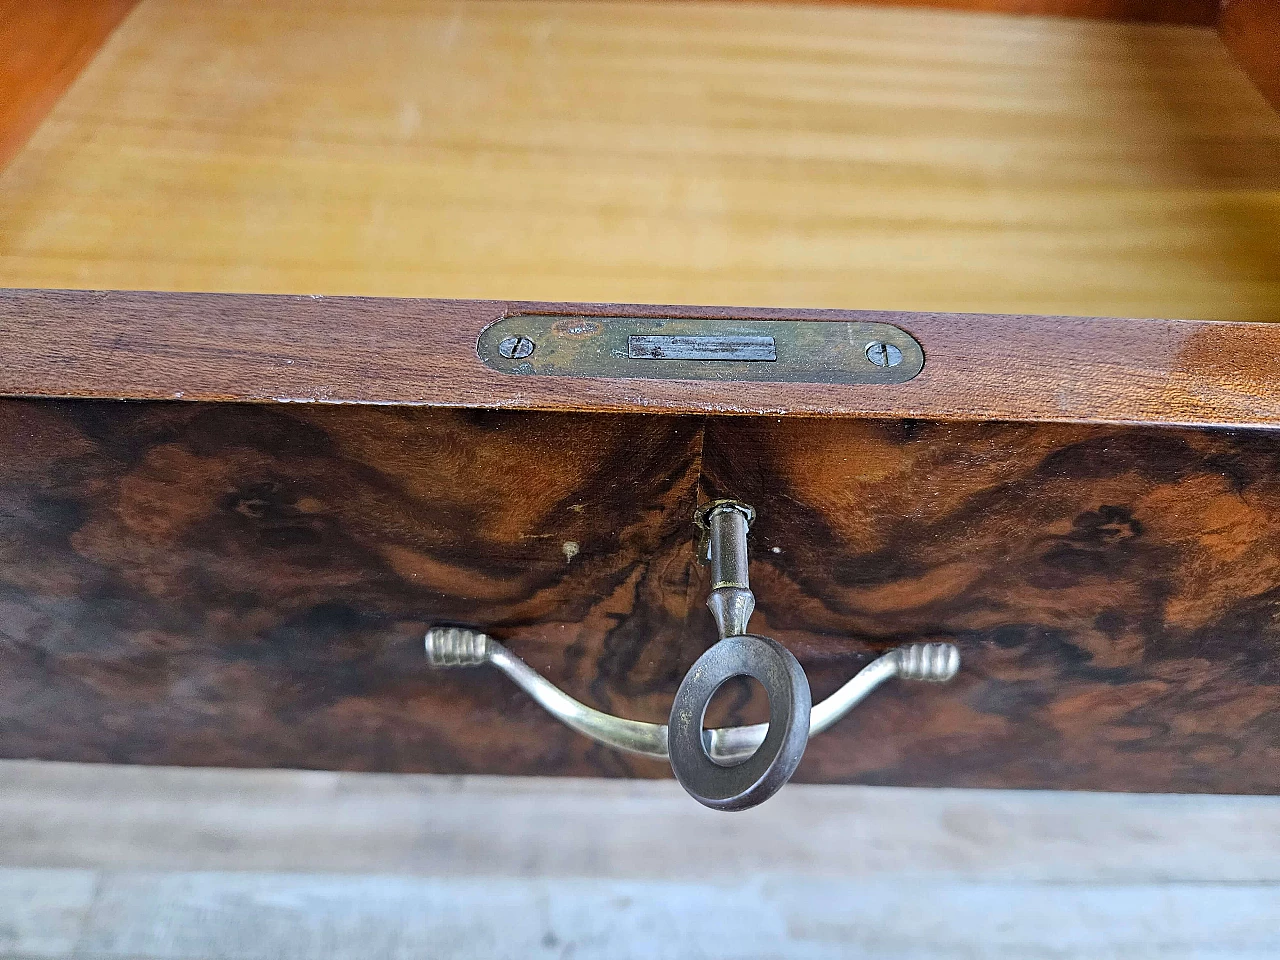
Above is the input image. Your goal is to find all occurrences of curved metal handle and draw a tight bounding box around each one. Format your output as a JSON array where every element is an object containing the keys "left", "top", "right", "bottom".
[
  {"left": 425, "top": 625, "right": 959, "bottom": 764},
  {"left": 425, "top": 499, "right": 960, "bottom": 810}
]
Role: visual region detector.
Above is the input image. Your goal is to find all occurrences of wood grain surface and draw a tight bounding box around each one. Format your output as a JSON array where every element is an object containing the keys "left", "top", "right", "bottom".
[
  {"left": 0, "top": 0, "right": 138, "bottom": 170},
  {"left": 2, "top": 0, "right": 1278, "bottom": 322},
  {"left": 1222, "top": 0, "right": 1280, "bottom": 111},
  {"left": 0, "top": 400, "right": 704, "bottom": 776},
  {"left": 9, "top": 761, "right": 1280, "bottom": 880},
  {"left": 704, "top": 416, "right": 1280, "bottom": 791},
  {"left": 2, "top": 288, "right": 1279, "bottom": 428},
  {"left": 2, "top": 766, "right": 1280, "bottom": 960},
  {"left": 2, "top": 398, "right": 1280, "bottom": 794},
  {"left": 849, "top": 0, "right": 1216, "bottom": 22}
]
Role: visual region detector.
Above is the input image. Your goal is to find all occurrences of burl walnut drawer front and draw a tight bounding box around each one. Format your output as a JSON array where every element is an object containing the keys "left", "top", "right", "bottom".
[{"left": 2, "top": 290, "right": 1278, "bottom": 796}]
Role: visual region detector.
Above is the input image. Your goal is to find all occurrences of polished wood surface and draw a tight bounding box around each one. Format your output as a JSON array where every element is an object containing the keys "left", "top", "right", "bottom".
[
  {"left": 3, "top": 289, "right": 1280, "bottom": 427},
  {"left": 3, "top": 765, "right": 1280, "bottom": 959},
  {"left": 706, "top": 416, "right": 1280, "bottom": 791},
  {"left": 1222, "top": 0, "right": 1280, "bottom": 110},
  {"left": 3, "top": 398, "right": 1279, "bottom": 794},
  {"left": 2, "top": 0, "right": 1278, "bottom": 321},
  {"left": 0, "top": 401, "right": 704, "bottom": 777},
  {"left": 0, "top": 0, "right": 138, "bottom": 169}
]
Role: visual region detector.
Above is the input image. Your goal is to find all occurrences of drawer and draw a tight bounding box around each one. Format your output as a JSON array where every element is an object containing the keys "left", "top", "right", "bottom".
[
  {"left": 2, "top": 289, "right": 1279, "bottom": 802},
  {"left": 1, "top": 0, "right": 1278, "bottom": 809}
]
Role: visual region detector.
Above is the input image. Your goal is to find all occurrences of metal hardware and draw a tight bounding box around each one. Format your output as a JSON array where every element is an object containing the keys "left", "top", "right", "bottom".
[
  {"left": 668, "top": 634, "right": 810, "bottom": 811},
  {"left": 426, "top": 625, "right": 669, "bottom": 757},
  {"left": 425, "top": 626, "right": 958, "bottom": 764},
  {"left": 497, "top": 335, "right": 536, "bottom": 360},
  {"left": 695, "top": 500, "right": 756, "bottom": 640},
  {"left": 628, "top": 335, "right": 777, "bottom": 362},
  {"left": 865, "top": 340, "right": 903, "bottom": 367},
  {"left": 478, "top": 316, "right": 924, "bottom": 384},
  {"left": 425, "top": 500, "right": 959, "bottom": 811}
]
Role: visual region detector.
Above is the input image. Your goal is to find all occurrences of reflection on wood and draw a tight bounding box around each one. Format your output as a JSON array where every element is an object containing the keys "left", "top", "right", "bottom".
[{"left": 0, "top": 0, "right": 138, "bottom": 168}]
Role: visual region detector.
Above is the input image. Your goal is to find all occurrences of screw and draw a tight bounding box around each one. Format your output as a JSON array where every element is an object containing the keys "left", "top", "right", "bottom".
[
  {"left": 864, "top": 341, "right": 903, "bottom": 367},
  {"left": 498, "top": 336, "right": 535, "bottom": 360}
]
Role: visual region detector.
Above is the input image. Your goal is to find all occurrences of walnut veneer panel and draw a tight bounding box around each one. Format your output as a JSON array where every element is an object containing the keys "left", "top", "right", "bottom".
[
  {"left": 1, "top": 0, "right": 1278, "bottom": 320},
  {"left": 3, "top": 399, "right": 1279, "bottom": 793}
]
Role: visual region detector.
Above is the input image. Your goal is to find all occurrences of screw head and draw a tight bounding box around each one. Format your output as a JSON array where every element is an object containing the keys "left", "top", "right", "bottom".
[
  {"left": 498, "top": 335, "right": 536, "bottom": 360},
  {"left": 864, "top": 341, "right": 903, "bottom": 367}
]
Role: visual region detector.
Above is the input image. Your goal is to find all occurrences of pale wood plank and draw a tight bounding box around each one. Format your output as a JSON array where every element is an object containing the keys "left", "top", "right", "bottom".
[
  {"left": 3, "top": 761, "right": 1280, "bottom": 883},
  {"left": 2, "top": 762, "right": 1280, "bottom": 959},
  {"left": 59, "top": 872, "right": 1280, "bottom": 960},
  {"left": 1, "top": 0, "right": 1278, "bottom": 321},
  {"left": 0, "top": 869, "right": 97, "bottom": 956}
]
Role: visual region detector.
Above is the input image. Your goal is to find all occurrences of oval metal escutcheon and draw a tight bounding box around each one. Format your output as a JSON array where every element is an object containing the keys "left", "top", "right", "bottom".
[{"left": 477, "top": 315, "right": 924, "bottom": 385}]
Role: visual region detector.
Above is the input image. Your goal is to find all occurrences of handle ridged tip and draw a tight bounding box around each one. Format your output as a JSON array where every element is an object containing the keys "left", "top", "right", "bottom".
[
  {"left": 893, "top": 642, "right": 960, "bottom": 682},
  {"left": 425, "top": 626, "right": 493, "bottom": 667}
]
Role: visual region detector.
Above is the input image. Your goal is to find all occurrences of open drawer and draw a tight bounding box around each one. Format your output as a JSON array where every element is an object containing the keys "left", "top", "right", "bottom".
[{"left": 1, "top": 0, "right": 1278, "bottom": 807}]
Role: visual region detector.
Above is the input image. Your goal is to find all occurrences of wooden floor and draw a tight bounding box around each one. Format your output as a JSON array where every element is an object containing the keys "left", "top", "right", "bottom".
[
  {"left": 1, "top": 0, "right": 1279, "bottom": 321},
  {"left": 1, "top": 761, "right": 1278, "bottom": 959}
]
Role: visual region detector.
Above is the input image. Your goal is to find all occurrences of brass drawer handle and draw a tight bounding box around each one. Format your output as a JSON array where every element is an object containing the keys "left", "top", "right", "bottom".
[{"left": 426, "top": 500, "right": 959, "bottom": 810}]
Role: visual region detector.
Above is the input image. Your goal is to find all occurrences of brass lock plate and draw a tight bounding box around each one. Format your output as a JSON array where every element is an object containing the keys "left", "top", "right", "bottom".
[{"left": 477, "top": 315, "right": 924, "bottom": 384}]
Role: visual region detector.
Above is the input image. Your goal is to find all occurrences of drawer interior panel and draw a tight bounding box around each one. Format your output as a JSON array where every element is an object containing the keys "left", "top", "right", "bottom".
[{"left": 0, "top": 0, "right": 1277, "bottom": 320}]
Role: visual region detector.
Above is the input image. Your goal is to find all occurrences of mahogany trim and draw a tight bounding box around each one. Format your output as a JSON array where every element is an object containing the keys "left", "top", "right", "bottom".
[
  {"left": 0, "top": 0, "right": 138, "bottom": 171},
  {"left": 1, "top": 288, "right": 1277, "bottom": 427},
  {"left": 1220, "top": 0, "right": 1280, "bottom": 111},
  {"left": 840, "top": 0, "right": 1216, "bottom": 22}
]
